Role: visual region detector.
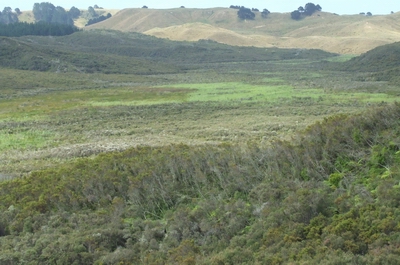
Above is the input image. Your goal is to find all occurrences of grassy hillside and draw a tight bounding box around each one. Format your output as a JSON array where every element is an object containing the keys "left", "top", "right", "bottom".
[
  {"left": 327, "top": 41, "right": 400, "bottom": 85},
  {"left": 7, "top": 30, "right": 336, "bottom": 67},
  {"left": 15, "top": 7, "right": 400, "bottom": 54},
  {"left": 86, "top": 8, "right": 400, "bottom": 54},
  {"left": 341, "top": 41, "right": 400, "bottom": 71},
  {"left": 0, "top": 36, "right": 177, "bottom": 74}
]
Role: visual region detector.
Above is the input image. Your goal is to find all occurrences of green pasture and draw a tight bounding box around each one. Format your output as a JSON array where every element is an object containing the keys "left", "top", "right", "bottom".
[
  {"left": 0, "top": 129, "right": 54, "bottom": 151},
  {"left": 159, "top": 81, "right": 396, "bottom": 104},
  {"left": 0, "top": 79, "right": 396, "bottom": 122}
]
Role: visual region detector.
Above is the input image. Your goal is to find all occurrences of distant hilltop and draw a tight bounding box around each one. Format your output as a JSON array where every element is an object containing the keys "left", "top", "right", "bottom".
[
  {"left": 85, "top": 7, "right": 400, "bottom": 54},
  {"left": 5, "top": 3, "right": 400, "bottom": 54}
]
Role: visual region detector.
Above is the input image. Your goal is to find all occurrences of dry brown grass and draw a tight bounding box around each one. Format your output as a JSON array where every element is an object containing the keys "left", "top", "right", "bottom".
[
  {"left": 17, "top": 11, "right": 35, "bottom": 23},
  {"left": 87, "top": 8, "right": 400, "bottom": 54},
  {"left": 17, "top": 9, "right": 121, "bottom": 28}
]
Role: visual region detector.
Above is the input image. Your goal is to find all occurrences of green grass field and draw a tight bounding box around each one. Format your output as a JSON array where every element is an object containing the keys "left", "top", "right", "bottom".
[
  {"left": 0, "top": 32, "right": 399, "bottom": 177},
  {"left": 0, "top": 67, "right": 398, "bottom": 177}
]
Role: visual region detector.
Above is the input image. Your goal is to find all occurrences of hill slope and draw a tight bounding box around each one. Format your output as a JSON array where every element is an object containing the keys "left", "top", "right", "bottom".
[
  {"left": 1, "top": 103, "right": 399, "bottom": 264},
  {"left": 332, "top": 41, "right": 400, "bottom": 84},
  {"left": 0, "top": 36, "right": 178, "bottom": 74},
  {"left": 5, "top": 31, "right": 335, "bottom": 70},
  {"left": 87, "top": 8, "right": 400, "bottom": 54}
]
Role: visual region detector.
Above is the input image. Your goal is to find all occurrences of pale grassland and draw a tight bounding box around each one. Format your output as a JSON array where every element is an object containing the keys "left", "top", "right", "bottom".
[{"left": 89, "top": 8, "right": 400, "bottom": 54}]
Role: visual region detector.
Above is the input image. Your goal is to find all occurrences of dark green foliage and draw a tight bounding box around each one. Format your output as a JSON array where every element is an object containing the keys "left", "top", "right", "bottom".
[
  {"left": 33, "top": 2, "right": 54, "bottom": 22},
  {"left": 1, "top": 103, "right": 400, "bottom": 263},
  {"left": 33, "top": 2, "right": 73, "bottom": 25},
  {"left": 0, "top": 21, "right": 79, "bottom": 37},
  {"left": 0, "top": 6, "right": 19, "bottom": 24},
  {"left": 229, "top": 5, "right": 241, "bottom": 9},
  {"left": 237, "top": 7, "right": 255, "bottom": 20},
  {"left": 291, "top": 3, "right": 321, "bottom": 20},
  {"left": 304, "top": 3, "right": 321, "bottom": 16},
  {"left": 68, "top": 6, "right": 80, "bottom": 19},
  {"left": 86, "top": 13, "right": 111, "bottom": 26},
  {"left": 261, "top": 9, "right": 270, "bottom": 18},
  {"left": 87, "top": 6, "right": 97, "bottom": 18},
  {"left": 291, "top": 10, "right": 302, "bottom": 20}
]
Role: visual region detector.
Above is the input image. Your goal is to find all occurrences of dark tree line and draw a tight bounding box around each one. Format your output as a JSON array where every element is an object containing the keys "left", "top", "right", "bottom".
[
  {"left": 261, "top": 9, "right": 270, "bottom": 18},
  {"left": 33, "top": 2, "right": 80, "bottom": 25},
  {"left": 85, "top": 13, "right": 112, "bottom": 26},
  {"left": 0, "top": 21, "right": 79, "bottom": 37},
  {"left": 0, "top": 7, "right": 19, "bottom": 24},
  {"left": 291, "top": 2, "right": 322, "bottom": 20},
  {"left": 237, "top": 7, "right": 255, "bottom": 20},
  {"left": 231, "top": 5, "right": 271, "bottom": 19}
]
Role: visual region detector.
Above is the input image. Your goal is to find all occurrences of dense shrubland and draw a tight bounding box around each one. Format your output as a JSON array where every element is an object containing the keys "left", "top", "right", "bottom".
[
  {"left": 0, "top": 6, "right": 399, "bottom": 264},
  {"left": 1, "top": 103, "right": 399, "bottom": 264}
]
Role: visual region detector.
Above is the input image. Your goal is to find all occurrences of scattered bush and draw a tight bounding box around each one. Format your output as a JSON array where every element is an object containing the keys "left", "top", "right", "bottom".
[
  {"left": 237, "top": 7, "right": 255, "bottom": 20},
  {"left": 85, "top": 13, "right": 111, "bottom": 26}
]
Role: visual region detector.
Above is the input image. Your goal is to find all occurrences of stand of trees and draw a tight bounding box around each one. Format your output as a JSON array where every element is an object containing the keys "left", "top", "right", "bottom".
[
  {"left": 261, "top": 8, "right": 270, "bottom": 18},
  {"left": 237, "top": 7, "right": 255, "bottom": 20},
  {"left": 32, "top": 2, "right": 80, "bottom": 25},
  {"left": 86, "top": 13, "right": 112, "bottom": 26},
  {"left": 232, "top": 5, "right": 270, "bottom": 19},
  {"left": 0, "top": 7, "right": 19, "bottom": 24},
  {"left": 291, "top": 2, "right": 321, "bottom": 20},
  {"left": 0, "top": 21, "right": 80, "bottom": 36}
]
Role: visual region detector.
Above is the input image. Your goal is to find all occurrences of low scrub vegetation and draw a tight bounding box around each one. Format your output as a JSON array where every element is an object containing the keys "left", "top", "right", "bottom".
[
  {"left": 0, "top": 104, "right": 399, "bottom": 263},
  {"left": 0, "top": 21, "right": 80, "bottom": 37},
  {"left": 0, "top": 29, "right": 400, "bottom": 264}
]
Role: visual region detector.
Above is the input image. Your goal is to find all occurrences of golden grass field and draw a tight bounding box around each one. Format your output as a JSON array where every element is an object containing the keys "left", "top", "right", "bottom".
[{"left": 83, "top": 8, "right": 400, "bottom": 54}]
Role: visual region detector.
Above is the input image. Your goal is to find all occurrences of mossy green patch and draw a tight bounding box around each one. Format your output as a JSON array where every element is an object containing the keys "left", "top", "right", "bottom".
[
  {"left": 158, "top": 82, "right": 396, "bottom": 104},
  {"left": 88, "top": 87, "right": 190, "bottom": 106},
  {"left": 0, "top": 129, "right": 54, "bottom": 151},
  {"left": 0, "top": 86, "right": 191, "bottom": 119}
]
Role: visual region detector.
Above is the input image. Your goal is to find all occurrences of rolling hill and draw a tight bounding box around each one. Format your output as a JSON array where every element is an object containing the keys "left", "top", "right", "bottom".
[
  {"left": 86, "top": 8, "right": 400, "bottom": 54},
  {"left": 0, "top": 36, "right": 179, "bottom": 74}
]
